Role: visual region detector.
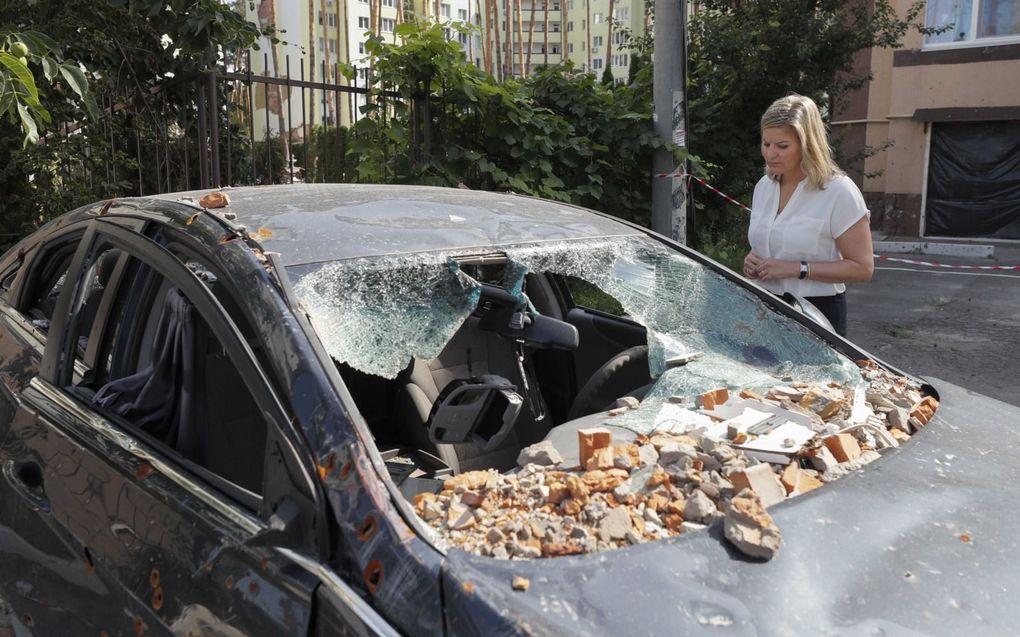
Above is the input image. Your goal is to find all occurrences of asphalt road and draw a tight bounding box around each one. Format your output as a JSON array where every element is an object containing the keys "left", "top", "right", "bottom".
[{"left": 845, "top": 244, "right": 1020, "bottom": 407}]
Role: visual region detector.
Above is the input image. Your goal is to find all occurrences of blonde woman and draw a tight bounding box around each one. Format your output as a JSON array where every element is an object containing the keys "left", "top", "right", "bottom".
[{"left": 742, "top": 94, "right": 874, "bottom": 337}]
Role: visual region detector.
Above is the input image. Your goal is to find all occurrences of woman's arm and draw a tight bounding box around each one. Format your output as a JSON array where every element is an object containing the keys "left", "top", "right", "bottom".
[{"left": 805, "top": 216, "right": 874, "bottom": 283}]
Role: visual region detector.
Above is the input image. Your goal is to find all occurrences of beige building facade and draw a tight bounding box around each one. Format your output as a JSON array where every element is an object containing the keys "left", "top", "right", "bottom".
[{"left": 836, "top": 0, "right": 1020, "bottom": 239}]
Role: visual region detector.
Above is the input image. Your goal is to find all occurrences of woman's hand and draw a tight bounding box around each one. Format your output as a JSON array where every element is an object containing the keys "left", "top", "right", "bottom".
[
  {"left": 744, "top": 252, "right": 798, "bottom": 281},
  {"left": 743, "top": 251, "right": 764, "bottom": 279}
]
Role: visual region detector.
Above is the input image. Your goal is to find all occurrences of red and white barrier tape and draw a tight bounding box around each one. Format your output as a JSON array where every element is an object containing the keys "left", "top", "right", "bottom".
[{"left": 677, "top": 174, "right": 1020, "bottom": 272}]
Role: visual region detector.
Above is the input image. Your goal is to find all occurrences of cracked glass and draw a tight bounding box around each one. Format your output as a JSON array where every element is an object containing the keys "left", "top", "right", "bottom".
[
  {"left": 289, "top": 236, "right": 861, "bottom": 431},
  {"left": 290, "top": 254, "right": 481, "bottom": 379}
]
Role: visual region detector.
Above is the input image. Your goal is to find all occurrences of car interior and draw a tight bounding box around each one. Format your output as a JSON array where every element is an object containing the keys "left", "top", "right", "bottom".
[
  {"left": 332, "top": 255, "right": 654, "bottom": 499},
  {"left": 66, "top": 246, "right": 268, "bottom": 498}
]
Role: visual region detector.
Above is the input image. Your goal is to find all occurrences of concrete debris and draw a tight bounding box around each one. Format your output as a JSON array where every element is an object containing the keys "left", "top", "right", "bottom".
[
  {"left": 415, "top": 362, "right": 935, "bottom": 559},
  {"left": 511, "top": 575, "right": 530, "bottom": 591},
  {"left": 517, "top": 440, "right": 563, "bottom": 467},
  {"left": 724, "top": 489, "right": 782, "bottom": 560}
]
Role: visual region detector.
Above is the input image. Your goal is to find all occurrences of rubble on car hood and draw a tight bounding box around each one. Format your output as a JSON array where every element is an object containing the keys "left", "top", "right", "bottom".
[{"left": 415, "top": 361, "right": 938, "bottom": 560}]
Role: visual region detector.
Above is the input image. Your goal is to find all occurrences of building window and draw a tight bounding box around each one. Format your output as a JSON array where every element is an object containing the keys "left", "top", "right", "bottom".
[
  {"left": 458, "top": 31, "right": 469, "bottom": 44},
  {"left": 925, "top": 0, "right": 1020, "bottom": 46},
  {"left": 552, "top": 21, "right": 560, "bottom": 32},
  {"left": 614, "top": 6, "right": 629, "bottom": 20},
  {"left": 358, "top": 16, "right": 370, "bottom": 28},
  {"left": 443, "top": 27, "right": 452, "bottom": 39},
  {"left": 381, "top": 17, "right": 396, "bottom": 31},
  {"left": 328, "top": 38, "right": 336, "bottom": 53},
  {"left": 614, "top": 30, "right": 626, "bottom": 45},
  {"left": 458, "top": 8, "right": 468, "bottom": 20},
  {"left": 568, "top": 42, "right": 573, "bottom": 53},
  {"left": 318, "top": 11, "right": 337, "bottom": 26},
  {"left": 550, "top": 44, "right": 561, "bottom": 54},
  {"left": 592, "top": 35, "right": 603, "bottom": 50},
  {"left": 359, "top": 42, "right": 366, "bottom": 54},
  {"left": 319, "top": 37, "right": 325, "bottom": 53},
  {"left": 592, "top": 57, "right": 603, "bottom": 70},
  {"left": 567, "top": 0, "right": 573, "bottom": 8},
  {"left": 441, "top": 2, "right": 451, "bottom": 17},
  {"left": 612, "top": 53, "right": 629, "bottom": 67},
  {"left": 593, "top": 12, "right": 603, "bottom": 24}
]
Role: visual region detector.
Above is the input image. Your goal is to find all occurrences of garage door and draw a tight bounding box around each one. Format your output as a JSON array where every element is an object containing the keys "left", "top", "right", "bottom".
[{"left": 925, "top": 120, "right": 1020, "bottom": 239}]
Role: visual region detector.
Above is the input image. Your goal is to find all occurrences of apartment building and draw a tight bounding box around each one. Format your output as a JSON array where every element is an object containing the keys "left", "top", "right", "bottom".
[
  {"left": 244, "top": 0, "right": 646, "bottom": 137},
  {"left": 836, "top": 0, "right": 1020, "bottom": 239}
]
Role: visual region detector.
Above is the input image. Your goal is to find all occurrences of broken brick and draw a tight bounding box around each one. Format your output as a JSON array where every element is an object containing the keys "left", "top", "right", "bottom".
[
  {"left": 695, "top": 389, "right": 722, "bottom": 409},
  {"left": 728, "top": 463, "right": 786, "bottom": 509},
  {"left": 823, "top": 433, "right": 862, "bottom": 463},
  {"left": 578, "top": 427, "right": 613, "bottom": 469},
  {"left": 199, "top": 191, "right": 230, "bottom": 209},
  {"left": 724, "top": 489, "right": 782, "bottom": 560},
  {"left": 587, "top": 446, "right": 616, "bottom": 471}
]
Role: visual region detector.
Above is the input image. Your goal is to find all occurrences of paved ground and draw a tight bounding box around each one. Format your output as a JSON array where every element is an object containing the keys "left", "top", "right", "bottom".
[{"left": 845, "top": 241, "right": 1020, "bottom": 407}]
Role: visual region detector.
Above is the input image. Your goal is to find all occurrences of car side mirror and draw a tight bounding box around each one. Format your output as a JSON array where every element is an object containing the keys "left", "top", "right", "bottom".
[{"left": 427, "top": 375, "right": 522, "bottom": 451}]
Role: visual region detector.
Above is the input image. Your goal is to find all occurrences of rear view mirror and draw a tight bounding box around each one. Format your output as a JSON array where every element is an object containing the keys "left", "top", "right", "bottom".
[{"left": 427, "top": 375, "right": 522, "bottom": 451}]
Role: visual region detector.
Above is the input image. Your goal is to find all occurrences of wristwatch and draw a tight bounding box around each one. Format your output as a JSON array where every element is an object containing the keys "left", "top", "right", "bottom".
[{"left": 799, "top": 260, "right": 809, "bottom": 280}]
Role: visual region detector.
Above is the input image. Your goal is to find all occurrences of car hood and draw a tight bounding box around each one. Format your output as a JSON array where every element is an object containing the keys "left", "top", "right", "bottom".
[{"left": 440, "top": 378, "right": 1020, "bottom": 635}]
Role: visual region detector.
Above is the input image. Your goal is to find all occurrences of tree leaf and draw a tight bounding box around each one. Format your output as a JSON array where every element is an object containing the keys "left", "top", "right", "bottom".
[
  {"left": 16, "top": 101, "right": 39, "bottom": 147},
  {"left": 0, "top": 52, "right": 39, "bottom": 105},
  {"left": 58, "top": 63, "right": 87, "bottom": 99}
]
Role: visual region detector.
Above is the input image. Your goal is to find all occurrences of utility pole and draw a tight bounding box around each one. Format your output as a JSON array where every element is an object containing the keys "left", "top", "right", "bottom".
[{"left": 651, "top": 0, "right": 689, "bottom": 243}]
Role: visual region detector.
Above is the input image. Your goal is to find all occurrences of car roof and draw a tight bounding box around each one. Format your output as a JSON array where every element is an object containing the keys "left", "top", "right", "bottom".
[{"left": 148, "top": 184, "right": 643, "bottom": 266}]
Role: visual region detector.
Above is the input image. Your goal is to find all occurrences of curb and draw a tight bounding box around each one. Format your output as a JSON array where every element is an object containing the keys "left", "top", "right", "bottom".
[{"left": 872, "top": 241, "right": 995, "bottom": 258}]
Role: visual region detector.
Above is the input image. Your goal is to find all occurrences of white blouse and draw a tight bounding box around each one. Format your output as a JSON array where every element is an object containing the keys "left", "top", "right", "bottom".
[{"left": 747, "top": 173, "right": 869, "bottom": 297}]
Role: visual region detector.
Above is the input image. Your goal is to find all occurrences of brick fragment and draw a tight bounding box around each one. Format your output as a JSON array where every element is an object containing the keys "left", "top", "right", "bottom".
[
  {"left": 728, "top": 463, "right": 786, "bottom": 508},
  {"left": 724, "top": 489, "right": 781, "bottom": 560},
  {"left": 199, "top": 191, "right": 230, "bottom": 209},
  {"left": 823, "top": 433, "right": 862, "bottom": 463},
  {"left": 696, "top": 387, "right": 728, "bottom": 409},
  {"left": 578, "top": 427, "right": 613, "bottom": 470},
  {"left": 587, "top": 446, "right": 615, "bottom": 471}
]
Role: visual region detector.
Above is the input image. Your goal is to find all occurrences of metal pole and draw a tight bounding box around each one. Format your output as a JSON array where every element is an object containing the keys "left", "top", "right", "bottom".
[
  {"left": 207, "top": 70, "right": 221, "bottom": 187},
  {"left": 652, "top": 0, "right": 689, "bottom": 243},
  {"left": 264, "top": 52, "right": 273, "bottom": 183},
  {"left": 248, "top": 50, "right": 256, "bottom": 185},
  {"left": 286, "top": 54, "right": 294, "bottom": 184},
  {"left": 197, "top": 83, "right": 209, "bottom": 189}
]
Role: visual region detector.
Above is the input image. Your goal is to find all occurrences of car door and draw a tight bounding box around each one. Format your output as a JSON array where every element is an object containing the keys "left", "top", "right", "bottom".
[
  {"left": 0, "top": 225, "right": 124, "bottom": 634},
  {"left": 3, "top": 220, "right": 325, "bottom": 636}
]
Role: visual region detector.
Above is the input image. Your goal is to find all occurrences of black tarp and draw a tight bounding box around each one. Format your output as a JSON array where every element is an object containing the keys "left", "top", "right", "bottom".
[{"left": 925, "top": 120, "right": 1020, "bottom": 238}]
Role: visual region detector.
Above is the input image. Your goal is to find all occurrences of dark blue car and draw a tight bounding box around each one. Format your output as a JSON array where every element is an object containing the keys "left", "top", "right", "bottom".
[{"left": 1, "top": 184, "right": 1016, "bottom": 636}]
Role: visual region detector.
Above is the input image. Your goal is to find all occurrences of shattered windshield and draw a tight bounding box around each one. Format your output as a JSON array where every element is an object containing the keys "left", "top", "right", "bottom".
[{"left": 288, "top": 235, "right": 861, "bottom": 419}]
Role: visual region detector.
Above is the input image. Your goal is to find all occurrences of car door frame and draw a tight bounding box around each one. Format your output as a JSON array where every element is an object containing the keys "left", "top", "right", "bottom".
[{"left": 17, "top": 217, "right": 342, "bottom": 633}]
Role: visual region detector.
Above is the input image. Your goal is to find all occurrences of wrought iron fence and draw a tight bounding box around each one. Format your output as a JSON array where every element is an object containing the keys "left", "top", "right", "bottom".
[{"left": 47, "top": 49, "right": 403, "bottom": 203}]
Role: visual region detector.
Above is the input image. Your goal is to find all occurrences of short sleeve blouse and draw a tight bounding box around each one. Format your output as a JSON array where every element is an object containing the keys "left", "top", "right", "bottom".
[{"left": 747, "top": 174, "right": 869, "bottom": 297}]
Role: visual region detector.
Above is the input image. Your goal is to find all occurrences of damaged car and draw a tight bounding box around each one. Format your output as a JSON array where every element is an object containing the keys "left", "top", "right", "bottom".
[{"left": 1, "top": 184, "right": 1017, "bottom": 636}]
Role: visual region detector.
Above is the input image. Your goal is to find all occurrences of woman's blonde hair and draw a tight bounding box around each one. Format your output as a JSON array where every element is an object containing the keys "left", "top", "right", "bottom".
[{"left": 760, "top": 93, "right": 843, "bottom": 189}]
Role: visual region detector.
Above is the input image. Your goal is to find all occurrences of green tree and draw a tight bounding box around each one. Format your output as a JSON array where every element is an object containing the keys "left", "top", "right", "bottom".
[
  {"left": 0, "top": 0, "right": 263, "bottom": 246},
  {"left": 353, "top": 20, "right": 695, "bottom": 226}
]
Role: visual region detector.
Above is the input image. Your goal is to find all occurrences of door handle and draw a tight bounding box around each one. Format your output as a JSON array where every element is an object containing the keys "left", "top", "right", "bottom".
[{"left": 2, "top": 459, "right": 50, "bottom": 512}]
